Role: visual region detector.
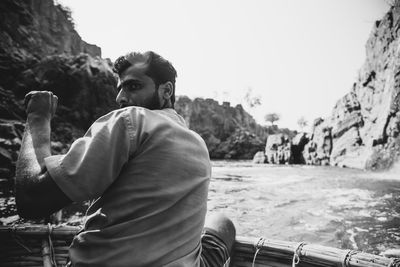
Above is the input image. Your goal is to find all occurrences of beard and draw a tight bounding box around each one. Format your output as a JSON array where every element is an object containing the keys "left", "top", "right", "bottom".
[{"left": 144, "top": 89, "right": 162, "bottom": 110}]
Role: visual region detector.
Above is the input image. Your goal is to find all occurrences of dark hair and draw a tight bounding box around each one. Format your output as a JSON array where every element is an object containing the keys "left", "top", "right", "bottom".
[{"left": 113, "top": 51, "right": 177, "bottom": 107}]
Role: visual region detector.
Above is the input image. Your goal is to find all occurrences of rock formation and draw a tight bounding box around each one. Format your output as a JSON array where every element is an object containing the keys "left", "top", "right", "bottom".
[
  {"left": 0, "top": 0, "right": 101, "bottom": 91},
  {"left": 302, "top": 3, "right": 400, "bottom": 169},
  {"left": 258, "top": 3, "right": 400, "bottom": 169},
  {"left": 0, "top": 0, "right": 117, "bottom": 183},
  {"left": 303, "top": 118, "right": 332, "bottom": 166},
  {"left": 175, "top": 96, "right": 267, "bottom": 159},
  {"left": 264, "top": 134, "right": 292, "bottom": 164}
]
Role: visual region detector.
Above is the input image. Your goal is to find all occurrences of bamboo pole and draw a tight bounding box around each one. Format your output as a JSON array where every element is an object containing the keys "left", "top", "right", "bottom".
[
  {"left": 0, "top": 262, "right": 44, "bottom": 267},
  {"left": 41, "top": 239, "right": 52, "bottom": 267},
  {"left": 0, "top": 225, "right": 81, "bottom": 238},
  {"left": 232, "top": 237, "right": 400, "bottom": 267},
  {"left": 1, "top": 226, "right": 399, "bottom": 267}
]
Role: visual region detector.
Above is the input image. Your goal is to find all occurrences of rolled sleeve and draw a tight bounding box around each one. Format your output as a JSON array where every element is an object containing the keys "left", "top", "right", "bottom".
[{"left": 45, "top": 109, "right": 134, "bottom": 202}]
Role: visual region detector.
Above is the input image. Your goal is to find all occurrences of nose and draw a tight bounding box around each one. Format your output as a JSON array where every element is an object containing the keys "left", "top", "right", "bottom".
[{"left": 116, "top": 90, "right": 128, "bottom": 107}]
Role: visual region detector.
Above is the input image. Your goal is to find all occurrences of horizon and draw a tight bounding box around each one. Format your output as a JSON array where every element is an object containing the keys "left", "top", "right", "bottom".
[{"left": 57, "top": 0, "right": 390, "bottom": 131}]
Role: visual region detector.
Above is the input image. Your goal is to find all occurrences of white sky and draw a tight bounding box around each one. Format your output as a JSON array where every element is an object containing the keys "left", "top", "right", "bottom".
[{"left": 57, "top": 0, "right": 389, "bottom": 130}]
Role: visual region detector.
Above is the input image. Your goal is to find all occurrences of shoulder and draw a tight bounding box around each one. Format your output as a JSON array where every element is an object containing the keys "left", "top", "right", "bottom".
[
  {"left": 91, "top": 107, "right": 146, "bottom": 131},
  {"left": 92, "top": 107, "right": 189, "bottom": 135},
  {"left": 112, "top": 107, "right": 187, "bottom": 126},
  {"left": 96, "top": 107, "right": 136, "bottom": 122}
]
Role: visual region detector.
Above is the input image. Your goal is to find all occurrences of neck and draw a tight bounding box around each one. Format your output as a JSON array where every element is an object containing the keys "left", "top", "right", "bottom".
[{"left": 161, "top": 99, "right": 173, "bottom": 109}]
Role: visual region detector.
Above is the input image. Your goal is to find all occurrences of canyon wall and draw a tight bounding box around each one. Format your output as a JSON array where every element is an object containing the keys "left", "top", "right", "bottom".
[
  {"left": 0, "top": 0, "right": 116, "bottom": 182},
  {"left": 284, "top": 2, "right": 400, "bottom": 169}
]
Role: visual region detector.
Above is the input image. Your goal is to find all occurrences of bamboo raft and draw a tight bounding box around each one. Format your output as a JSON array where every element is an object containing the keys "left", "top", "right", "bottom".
[{"left": 0, "top": 224, "right": 399, "bottom": 267}]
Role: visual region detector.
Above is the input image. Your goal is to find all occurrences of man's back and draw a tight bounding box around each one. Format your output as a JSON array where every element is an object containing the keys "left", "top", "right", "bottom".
[
  {"left": 16, "top": 51, "right": 234, "bottom": 267},
  {"left": 46, "top": 107, "right": 211, "bottom": 266}
]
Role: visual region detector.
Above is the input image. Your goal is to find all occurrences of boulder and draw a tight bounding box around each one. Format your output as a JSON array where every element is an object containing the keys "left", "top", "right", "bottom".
[
  {"left": 252, "top": 151, "right": 266, "bottom": 164},
  {"left": 265, "top": 134, "right": 291, "bottom": 164}
]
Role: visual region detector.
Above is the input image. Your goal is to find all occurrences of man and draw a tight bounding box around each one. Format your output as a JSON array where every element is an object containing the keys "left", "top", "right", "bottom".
[{"left": 16, "top": 51, "right": 235, "bottom": 266}]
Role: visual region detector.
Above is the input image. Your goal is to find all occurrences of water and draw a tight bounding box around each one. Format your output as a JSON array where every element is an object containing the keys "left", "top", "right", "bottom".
[
  {"left": 209, "top": 161, "right": 400, "bottom": 254},
  {"left": 1, "top": 161, "right": 399, "bottom": 254}
]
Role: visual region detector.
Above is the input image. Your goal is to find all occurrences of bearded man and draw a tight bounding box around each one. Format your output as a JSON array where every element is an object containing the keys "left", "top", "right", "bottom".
[{"left": 16, "top": 51, "right": 235, "bottom": 266}]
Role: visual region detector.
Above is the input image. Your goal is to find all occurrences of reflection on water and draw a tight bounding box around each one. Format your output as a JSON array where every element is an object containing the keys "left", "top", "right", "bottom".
[{"left": 1, "top": 160, "right": 399, "bottom": 254}]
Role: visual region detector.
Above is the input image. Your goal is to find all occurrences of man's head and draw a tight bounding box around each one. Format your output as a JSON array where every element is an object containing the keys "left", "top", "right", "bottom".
[{"left": 113, "top": 51, "right": 177, "bottom": 109}]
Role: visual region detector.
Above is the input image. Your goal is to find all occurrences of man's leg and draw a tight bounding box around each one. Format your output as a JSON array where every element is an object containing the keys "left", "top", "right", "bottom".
[{"left": 201, "top": 213, "right": 236, "bottom": 267}]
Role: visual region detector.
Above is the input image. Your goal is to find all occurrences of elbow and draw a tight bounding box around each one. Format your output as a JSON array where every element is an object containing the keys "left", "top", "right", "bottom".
[
  {"left": 15, "top": 171, "right": 68, "bottom": 220},
  {"left": 15, "top": 190, "right": 52, "bottom": 220},
  {"left": 16, "top": 195, "right": 48, "bottom": 219},
  {"left": 15, "top": 174, "right": 50, "bottom": 219}
]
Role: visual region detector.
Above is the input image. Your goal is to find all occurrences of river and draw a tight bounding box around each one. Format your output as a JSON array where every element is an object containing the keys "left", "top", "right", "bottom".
[
  {"left": 1, "top": 161, "right": 399, "bottom": 254},
  {"left": 209, "top": 161, "right": 400, "bottom": 254}
]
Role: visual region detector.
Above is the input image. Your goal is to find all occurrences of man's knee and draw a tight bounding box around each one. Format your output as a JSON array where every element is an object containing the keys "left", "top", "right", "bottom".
[{"left": 204, "top": 213, "right": 236, "bottom": 253}]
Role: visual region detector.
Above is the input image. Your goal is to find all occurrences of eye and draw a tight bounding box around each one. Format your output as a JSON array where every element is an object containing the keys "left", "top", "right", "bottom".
[{"left": 125, "top": 81, "right": 142, "bottom": 91}]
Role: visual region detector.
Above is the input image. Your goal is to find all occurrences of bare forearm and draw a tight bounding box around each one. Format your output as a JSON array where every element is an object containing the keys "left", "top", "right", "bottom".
[
  {"left": 16, "top": 114, "right": 52, "bottom": 179},
  {"left": 16, "top": 114, "right": 52, "bottom": 217},
  {"left": 15, "top": 91, "right": 70, "bottom": 219}
]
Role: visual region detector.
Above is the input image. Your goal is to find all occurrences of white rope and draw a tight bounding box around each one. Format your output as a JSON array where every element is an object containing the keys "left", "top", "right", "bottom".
[
  {"left": 252, "top": 238, "right": 266, "bottom": 267},
  {"left": 342, "top": 249, "right": 357, "bottom": 267},
  {"left": 48, "top": 223, "right": 58, "bottom": 267},
  {"left": 292, "top": 242, "right": 306, "bottom": 267}
]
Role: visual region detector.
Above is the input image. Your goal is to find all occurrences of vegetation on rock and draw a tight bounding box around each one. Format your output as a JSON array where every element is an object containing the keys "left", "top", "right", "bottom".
[
  {"left": 264, "top": 113, "right": 280, "bottom": 126},
  {"left": 175, "top": 96, "right": 295, "bottom": 159}
]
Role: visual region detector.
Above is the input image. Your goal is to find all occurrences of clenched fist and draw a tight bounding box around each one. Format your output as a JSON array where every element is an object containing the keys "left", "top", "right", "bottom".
[{"left": 24, "top": 91, "right": 58, "bottom": 119}]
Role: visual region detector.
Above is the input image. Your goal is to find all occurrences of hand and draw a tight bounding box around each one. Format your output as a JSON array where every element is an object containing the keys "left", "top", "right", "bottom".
[{"left": 24, "top": 91, "right": 58, "bottom": 119}]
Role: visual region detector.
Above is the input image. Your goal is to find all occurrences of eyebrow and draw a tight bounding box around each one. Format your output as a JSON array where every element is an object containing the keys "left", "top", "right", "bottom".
[{"left": 117, "top": 79, "right": 141, "bottom": 91}]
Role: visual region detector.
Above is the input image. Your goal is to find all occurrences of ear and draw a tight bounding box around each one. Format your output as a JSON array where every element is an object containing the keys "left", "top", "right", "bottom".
[{"left": 158, "top": 82, "right": 174, "bottom": 100}]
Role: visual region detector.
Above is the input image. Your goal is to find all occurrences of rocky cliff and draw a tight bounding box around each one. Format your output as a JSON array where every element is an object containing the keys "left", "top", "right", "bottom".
[
  {"left": 303, "top": 2, "right": 400, "bottom": 169},
  {"left": 0, "top": 0, "right": 101, "bottom": 91},
  {"left": 175, "top": 96, "right": 268, "bottom": 159},
  {"left": 175, "top": 96, "right": 298, "bottom": 159},
  {"left": 0, "top": 0, "right": 117, "bottom": 183}
]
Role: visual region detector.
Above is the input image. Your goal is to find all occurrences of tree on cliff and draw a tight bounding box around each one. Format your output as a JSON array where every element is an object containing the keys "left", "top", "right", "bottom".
[
  {"left": 297, "top": 116, "right": 308, "bottom": 131},
  {"left": 264, "top": 113, "right": 280, "bottom": 126}
]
